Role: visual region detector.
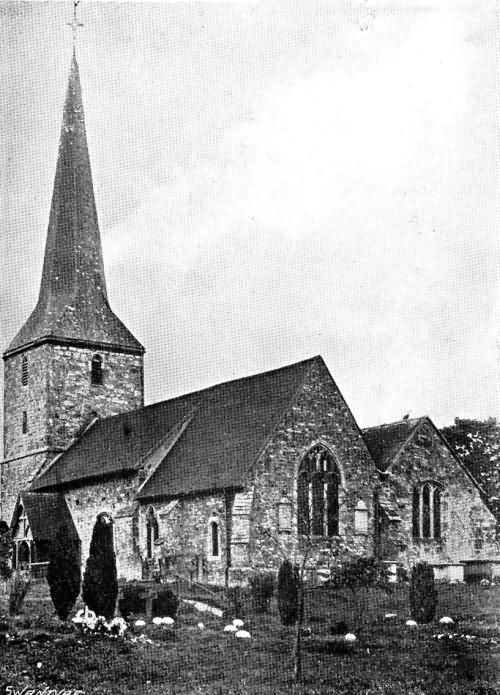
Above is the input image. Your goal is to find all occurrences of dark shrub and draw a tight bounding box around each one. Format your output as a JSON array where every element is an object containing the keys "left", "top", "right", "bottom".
[
  {"left": 152, "top": 588, "right": 179, "bottom": 619},
  {"left": 410, "top": 562, "right": 437, "bottom": 623},
  {"left": 277, "top": 559, "right": 300, "bottom": 626},
  {"left": 47, "top": 525, "right": 81, "bottom": 620},
  {"left": 329, "top": 556, "right": 389, "bottom": 590},
  {"left": 9, "top": 570, "right": 30, "bottom": 616},
  {"left": 118, "top": 583, "right": 145, "bottom": 619},
  {"left": 249, "top": 572, "right": 275, "bottom": 613},
  {"left": 82, "top": 512, "right": 118, "bottom": 620},
  {"left": 0, "top": 521, "right": 12, "bottom": 582},
  {"left": 396, "top": 565, "right": 409, "bottom": 583},
  {"left": 225, "top": 585, "right": 247, "bottom": 619}
]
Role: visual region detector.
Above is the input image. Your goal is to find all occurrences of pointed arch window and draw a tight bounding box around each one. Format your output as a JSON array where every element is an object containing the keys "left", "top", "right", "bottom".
[
  {"left": 412, "top": 482, "right": 442, "bottom": 540},
  {"left": 297, "top": 445, "right": 339, "bottom": 537},
  {"left": 146, "top": 506, "right": 159, "bottom": 559},
  {"left": 21, "top": 356, "right": 28, "bottom": 386},
  {"left": 90, "top": 355, "right": 103, "bottom": 385}
]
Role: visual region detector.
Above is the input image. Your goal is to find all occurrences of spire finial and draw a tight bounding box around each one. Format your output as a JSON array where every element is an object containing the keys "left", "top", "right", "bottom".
[{"left": 67, "top": 0, "right": 83, "bottom": 46}]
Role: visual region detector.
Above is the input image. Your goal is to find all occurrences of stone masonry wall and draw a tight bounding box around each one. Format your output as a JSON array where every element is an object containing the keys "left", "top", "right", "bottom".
[
  {"left": 0, "top": 452, "right": 53, "bottom": 524},
  {"left": 249, "top": 358, "right": 380, "bottom": 573},
  {"left": 47, "top": 345, "right": 143, "bottom": 449},
  {"left": 146, "top": 493, "right": 228, "bottom": 585},
  {"left": 380, "top": 420, "right": 499, "bottom": 568},
  {"left": 3, "top": 345, "right": 52, "bottom": 459},
  {"left": 64, "top": 474, "right": 142, "bottom": 581},
  {"left": 2, "top": 343, "right": 143, "bottom": 523}
]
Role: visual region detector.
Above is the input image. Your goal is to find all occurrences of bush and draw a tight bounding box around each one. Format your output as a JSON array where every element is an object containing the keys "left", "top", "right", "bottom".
[
  {"left": 410, "top": 562, "right": 437, "bottom": 623},
  {"left": 225, "top": 585, "right": 247, "bottom": 619},
  {"left": 152, "top": 588, "right": 179, "bottom": 619},
  {"left": 47, "top": 525, "right": 81, "bottom": 620},
  {"left": 277, "top": 559, "right": 300, "bottom": 626},
  {"left": 329, "top": 556, "right": 389, "bottom": 590},
  {"left": 118, "top": 583, "right": 145, "bottom": 620},
  {"left": 0, "top": 521, "right": 12, "bottom": 582},
  {"left": 9, "top": 570, "right": 30, "bottom": 616},
  {"left": 249, "top": 572, "right": 275, "bottom": 613},
  {"left": 82, "top": 512, "right": 118, "bottom": 620}
]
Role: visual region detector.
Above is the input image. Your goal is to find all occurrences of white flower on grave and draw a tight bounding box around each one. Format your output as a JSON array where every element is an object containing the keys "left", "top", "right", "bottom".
[
  {"left": 36, "top": 662, "right": 42, "bottom": 669},
  {"left": 405, "top": 620, "right": 418, "bottom": 627},
  {"left": 109, "top": 617, "right": 128, "bottom": 637},
  {"left": 161, "top": 617, "right": 174, "bottom": 626},
  {"left": 344, "top": 633, "right": 357, "bottom": 642},
  {"left": 384, "top": 613, "right": 397, "bottom": 620},
  {"left": 439, "top": 616, "right": 454, "bottom": 625},
  {"left": 224, "top": 624, "right": 237, "bottom": 632},
  {"left": 232, "top": 619, "right": 244, "bottom": 628},
  {"left": 235, "top": 630, "right": 251, "bottom": 639},
  {"left": 152, "top": 617, "right": 163, "bottom": 626},
  {"left": 198, "top": 622, "right": 205, "bottom": 630},
  {"left": 134, "top": 619, "right": 146, "bottom": 630}
]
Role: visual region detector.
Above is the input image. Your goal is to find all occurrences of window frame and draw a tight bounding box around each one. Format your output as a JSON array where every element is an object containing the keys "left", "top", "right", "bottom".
[
  {"left": 412, "top": 482, "right": 443, "bottom": 541},
  {"left": 297, "top": 445, "right": 340, "bottom": 538},
  {"left": 90, "top": 354, "right": 103, "bottom": 386}
]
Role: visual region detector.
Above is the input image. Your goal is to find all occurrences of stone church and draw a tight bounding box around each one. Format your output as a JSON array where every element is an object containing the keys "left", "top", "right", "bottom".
[{"left": 2, "top": 52, "right": 499, "bottom": 586}]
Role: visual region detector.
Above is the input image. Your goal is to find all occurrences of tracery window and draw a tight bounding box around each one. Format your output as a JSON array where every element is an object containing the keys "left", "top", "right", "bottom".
[
  {"left": 297, "top": 445, "right": 339, "bottom": 537},
  {"left": 412, "top": 482, "right": 442, "bottom": 539}
]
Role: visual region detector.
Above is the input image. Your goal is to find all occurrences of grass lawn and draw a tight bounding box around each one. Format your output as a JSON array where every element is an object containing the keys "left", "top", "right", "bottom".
[{"left": 1, "top": 581, "right": 500, "bottom": 695}]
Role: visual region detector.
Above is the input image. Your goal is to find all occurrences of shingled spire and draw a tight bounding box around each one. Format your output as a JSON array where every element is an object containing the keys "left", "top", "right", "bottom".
[{"left": 5, "top": 51, "right": 144, "bottom": 357}]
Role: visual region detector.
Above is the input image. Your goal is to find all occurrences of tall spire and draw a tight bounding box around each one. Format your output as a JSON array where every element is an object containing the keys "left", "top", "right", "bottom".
[{"left": 5, "top": 52, "right": 144, "bottom": 357}]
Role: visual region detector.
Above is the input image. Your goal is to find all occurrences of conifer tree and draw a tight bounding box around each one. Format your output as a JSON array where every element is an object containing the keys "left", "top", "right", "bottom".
[
  {"left": 277, "top": 558, "right": 300, "bottom": 626},
  {"left": 82, "top": 512, "right": 118, "bottom": 619},
  {"left": 47, "top": 524, "right": 81, "bottom": 620},
  {"left": 410, "top": 562, "right": 437, "bottom": 623}
]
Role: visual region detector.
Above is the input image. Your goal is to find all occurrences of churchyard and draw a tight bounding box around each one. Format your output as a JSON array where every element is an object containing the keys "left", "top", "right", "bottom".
[{"left": 1, "top": 579, "right": 500, "bottom": 695}]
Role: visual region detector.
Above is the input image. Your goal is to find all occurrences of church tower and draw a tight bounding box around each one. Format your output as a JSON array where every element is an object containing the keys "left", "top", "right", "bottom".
[{"left": 1, "top": 51, "right": 145, "bottom": 521}]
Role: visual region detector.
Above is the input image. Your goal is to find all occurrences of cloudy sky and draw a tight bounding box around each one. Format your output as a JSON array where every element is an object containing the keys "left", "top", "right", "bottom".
[{"left": 1, "top": 0, "right": 499, "bottom": 429}]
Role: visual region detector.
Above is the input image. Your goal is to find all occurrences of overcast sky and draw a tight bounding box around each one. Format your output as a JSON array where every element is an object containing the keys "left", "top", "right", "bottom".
[{"left": 1, "top": 0, "right": 499, "bottom": 429}]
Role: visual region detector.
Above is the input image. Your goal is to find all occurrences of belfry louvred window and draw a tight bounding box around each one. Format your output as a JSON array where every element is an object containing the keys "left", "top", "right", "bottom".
[
  {"left": 297, "top": 445, "right": 339, "bottom": 537},
  {"left": 412, "top": 482, "right": 442, "bottom": 540},
  {"left": 21, "top": 356, "right": 28, "bottom": 386},
  {"left": 90, "top": 355, "right": 103, "bottom": 385}
]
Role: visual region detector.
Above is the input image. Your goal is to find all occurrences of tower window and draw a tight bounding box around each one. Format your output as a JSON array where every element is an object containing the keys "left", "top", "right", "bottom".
[
  {"left": 22, "top": 411, "right": 28, "bottom": 434},
  {"left": 21, "top": 356, "right": 28, "bottom": 386},
  {"left": 90, "top": 355, "right": 103, "bottom": 385}
]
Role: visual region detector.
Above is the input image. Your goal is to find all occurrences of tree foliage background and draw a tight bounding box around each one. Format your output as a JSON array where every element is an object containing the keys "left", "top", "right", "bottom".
[{"left": 441, "top": 418, "right": 500, "bottom": 524}]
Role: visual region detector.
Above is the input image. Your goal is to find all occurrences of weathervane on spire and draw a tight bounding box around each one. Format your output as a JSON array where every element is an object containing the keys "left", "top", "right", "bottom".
[{"left": 67, "top": 0, "right": 83, "bottom": 45}]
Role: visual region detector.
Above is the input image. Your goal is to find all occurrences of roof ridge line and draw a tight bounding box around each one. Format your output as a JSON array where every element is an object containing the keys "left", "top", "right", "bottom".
[
  {"left": 381, "top": 418, "right": 427, "bottom": 474},
  {"left": 135, "top": 411, "right": 197, "bottom": 496},
  {"left": 362, "top": 416, "right": 427, "bottom": 431}
]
